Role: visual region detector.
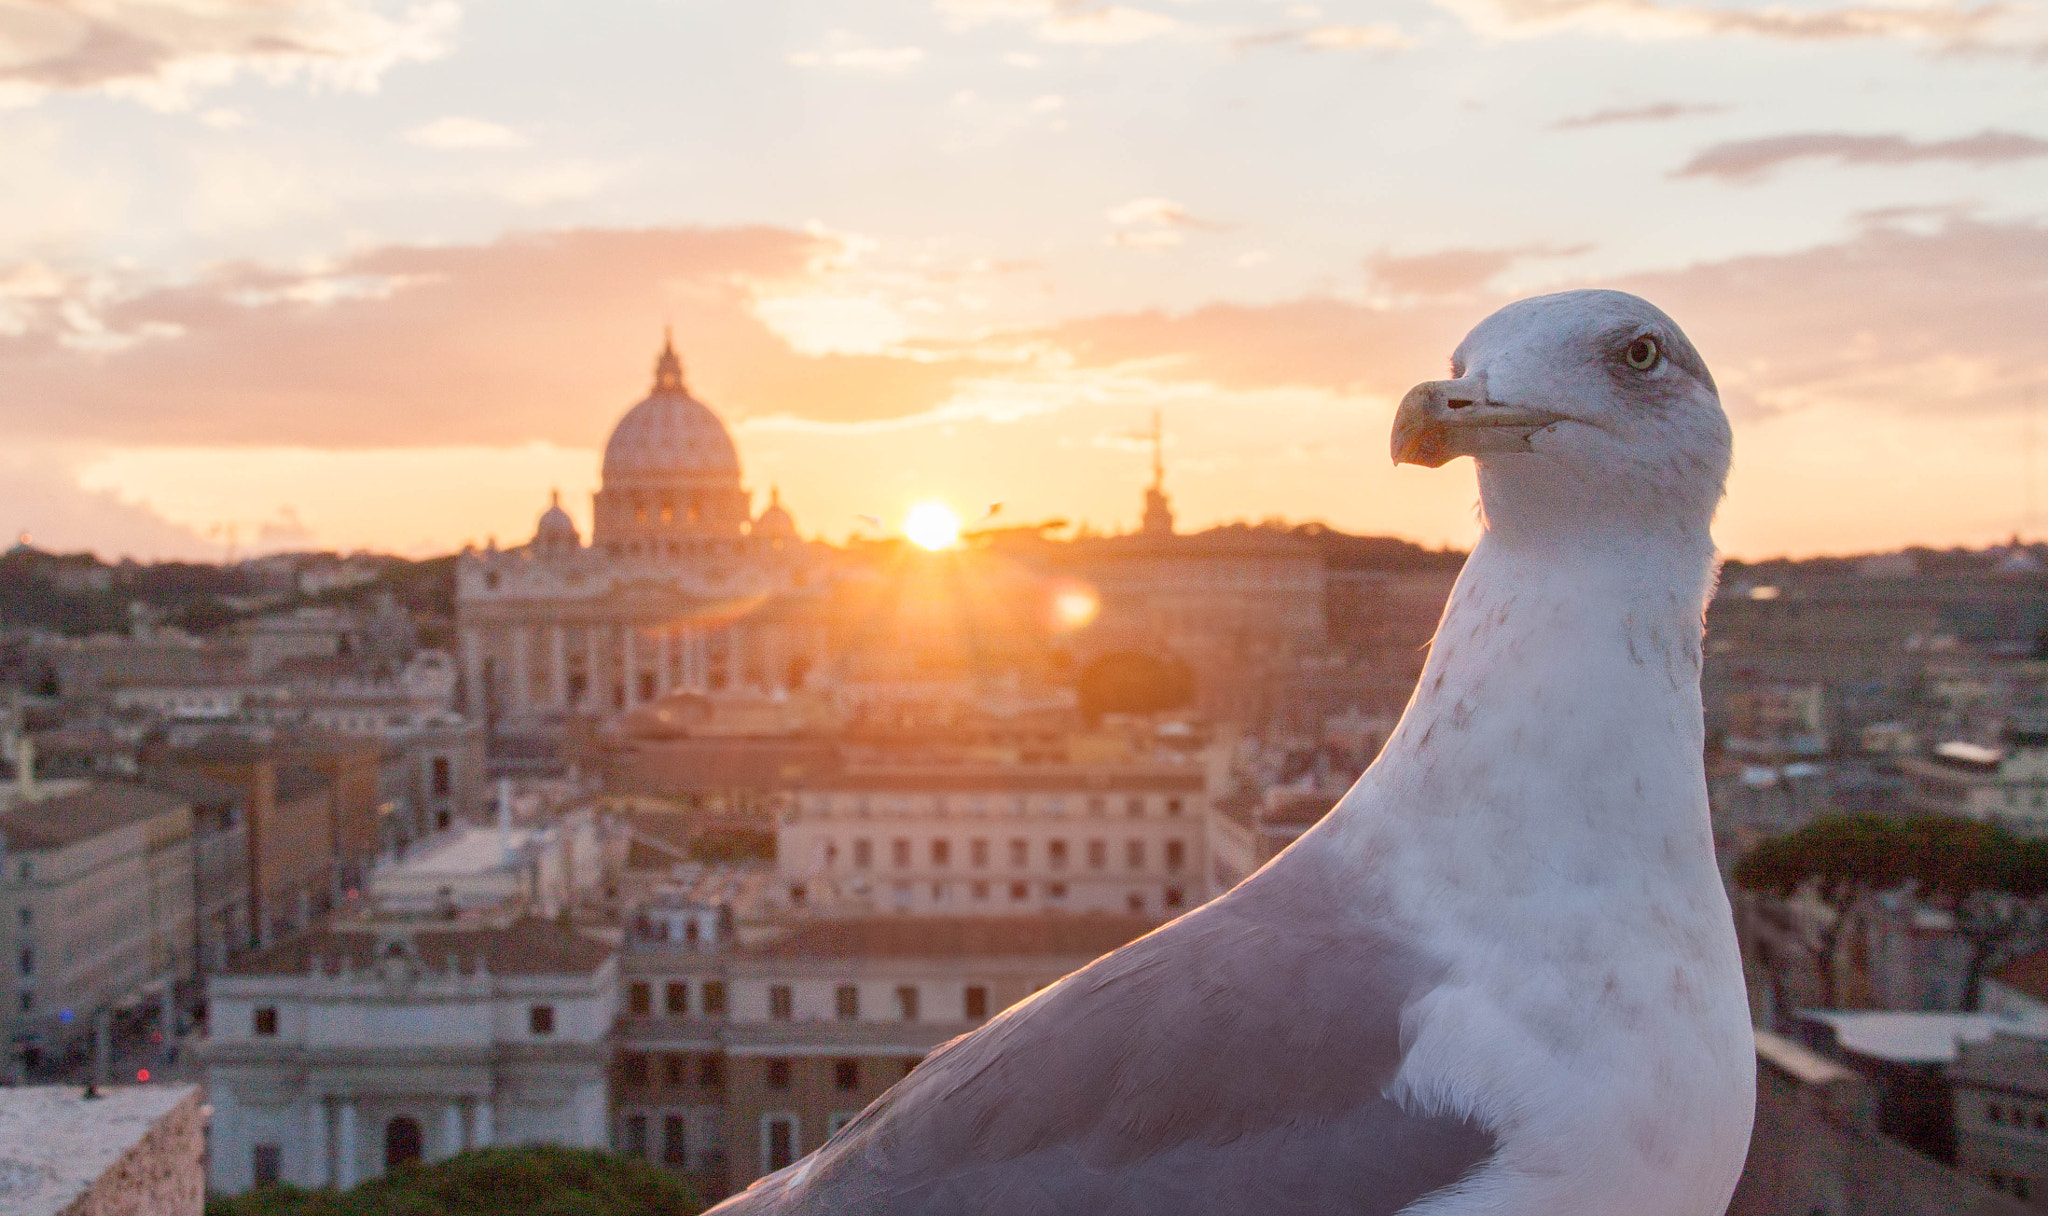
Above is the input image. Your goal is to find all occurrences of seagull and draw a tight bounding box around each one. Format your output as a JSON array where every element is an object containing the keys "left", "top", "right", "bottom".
[{"left": 709, "top": 290, "right": 1755, "bottom": 1216}]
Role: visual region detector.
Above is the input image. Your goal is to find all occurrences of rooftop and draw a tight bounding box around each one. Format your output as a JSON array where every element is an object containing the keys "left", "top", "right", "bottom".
[
  {"left": 745, "top": 914, "right": 1159, "bottom": 960},
  {"left": 227, "top": 916, "right": 614, "bottom": 978},
  {"left": 1802, "top": 1008, "right": 2048, "bottom": 1065},
  {"left": 0, "top": 782, "right": 186, "bottom": 851}
]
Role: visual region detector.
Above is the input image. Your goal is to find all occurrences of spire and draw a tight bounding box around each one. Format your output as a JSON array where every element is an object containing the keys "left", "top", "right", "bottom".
[
  {"left": 1141, "top": 409, "right": 1174, "bottom": 537},
  {"left": 549, "top": 487, "right": 561, "bottom": 509},
  {"left": 653, "top": 326, "right": 685, "bottom": 392}
]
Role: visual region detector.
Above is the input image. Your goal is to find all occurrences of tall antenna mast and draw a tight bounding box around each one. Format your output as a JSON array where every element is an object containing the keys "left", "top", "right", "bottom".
[{"left": 1150, "top": 409, "right": 1164, "bottom": 493}]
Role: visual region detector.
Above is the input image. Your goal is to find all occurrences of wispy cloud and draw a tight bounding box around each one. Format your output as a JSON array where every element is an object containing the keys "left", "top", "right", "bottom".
[
  {"left": 1106, "top": 197, "right": 1226, "bottom": 249},
  {"left": 404, "top": 115, "right": 525, "bottom": 149},
  {"left": 1551, "top": 101, "right": 1726, "bottom": 129},
  {"left": 1434, "top": 0, "right": 2003, "bottom": 46},
  {"left": 1675, "top": 129, "right": 2048, "bottom": 181},
  {"left": 0, "top": 0, "right": 459, "bottom": 109},
  {"left": 1235, "top": 24, "right": 1417, "bottom": 52}
]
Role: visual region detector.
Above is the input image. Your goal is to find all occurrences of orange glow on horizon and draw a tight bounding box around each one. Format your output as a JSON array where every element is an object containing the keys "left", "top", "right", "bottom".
[{"left": 904, "top": 501, "right": 962, "bottom": 551}]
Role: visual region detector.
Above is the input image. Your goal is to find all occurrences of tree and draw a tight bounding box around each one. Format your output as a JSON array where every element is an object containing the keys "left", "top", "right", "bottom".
[
  {"left": 1732, "top": 814, "right": 1909, "bottom": 1009},
  {"left": 1897, "top": 816, "right": 2048, "bottom": 1010},
  {"left": 1074, "top": 651, "right": 1195, "bottom": 722},
  {"left": 205, "top": 1146, "right": 704, "bottom": 1216}
]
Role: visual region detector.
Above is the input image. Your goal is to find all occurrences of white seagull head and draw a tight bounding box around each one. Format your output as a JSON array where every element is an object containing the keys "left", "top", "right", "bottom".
[{"left": 1394, "top": 289, "right": 1731, "bottom": 547}]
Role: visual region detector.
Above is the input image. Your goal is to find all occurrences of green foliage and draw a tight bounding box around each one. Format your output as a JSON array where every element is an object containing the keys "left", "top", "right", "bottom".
[
  {"left": 205, "top": 1147, "right": 703, "bottom": 1216},
  {"left": 1074, "top": 651, "right": 1196, "bottom": 721},
  {"left": 690, "top": 826, "right": 776, "bottom": 863}
]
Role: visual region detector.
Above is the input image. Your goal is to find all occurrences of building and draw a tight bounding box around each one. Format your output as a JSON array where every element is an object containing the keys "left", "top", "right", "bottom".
[
  {"left": 140, "top": 765, "right": 252, "bottom": 974},
  {"left": 774, "top": 762, "right": 1216, "bottom": 917},
  {"left": 1897, "top": 721, "right": 2048, "bottom": 836},
  {"left": 0, "top": 782, "right": 196, "bottom": 1067},
  {"left": 455, "top": 338, "right": 829, "bottom": 726},
  {"left": 201, "top": 916, "right": 618, "bottom": 1195},
  {"left": 1950, "top": 1033, "right": 2048, "bottom": 1204},
  {"left": 612, "top": 912, "right": 1156, "bottom": 1198}
]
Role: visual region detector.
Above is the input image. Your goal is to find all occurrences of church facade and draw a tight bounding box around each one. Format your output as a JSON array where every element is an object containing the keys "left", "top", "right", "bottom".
[{"left": 455, "top": 339, "right": 828, "bottom": 725}]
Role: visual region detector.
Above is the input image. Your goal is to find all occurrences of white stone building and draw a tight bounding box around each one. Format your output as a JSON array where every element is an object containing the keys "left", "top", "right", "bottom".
[
  {"left": 774, "top": 761, "right": 1219, "bottom": 917},
  {"left": 201, "top": 917, "right": 617, "bottom": 1194},
  {"left": 454, "top": 337, "right": 827, "bottom": 725}
]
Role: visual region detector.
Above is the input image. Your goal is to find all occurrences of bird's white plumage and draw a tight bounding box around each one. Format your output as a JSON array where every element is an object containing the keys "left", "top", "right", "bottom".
[{"left": 708, "top": 289, "right": 1753, "bottom": 1216}]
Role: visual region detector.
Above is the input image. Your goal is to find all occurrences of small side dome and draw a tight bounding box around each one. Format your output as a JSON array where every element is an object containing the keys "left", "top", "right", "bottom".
[
  {"left": 752, "top": 486, "right": 796, "bottom": 541},
  {"left": 533, "top": 489, "right": 581, "bottom": 558}
]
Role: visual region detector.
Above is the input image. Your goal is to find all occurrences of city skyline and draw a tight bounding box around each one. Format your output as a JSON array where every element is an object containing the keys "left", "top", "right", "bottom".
[{"left": 6, "top": 0, "right": 2048, "bottom": 560}]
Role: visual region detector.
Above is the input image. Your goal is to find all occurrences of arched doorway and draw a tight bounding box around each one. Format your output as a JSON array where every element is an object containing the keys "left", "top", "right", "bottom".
[{"left": 385, "top": 1115, "right": 424, "bottom": 1171}]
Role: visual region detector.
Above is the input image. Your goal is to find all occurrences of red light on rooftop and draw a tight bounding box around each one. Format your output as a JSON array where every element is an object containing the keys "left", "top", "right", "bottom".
[{"left": 136, "top": 1069, "right": 150, "bottom": 1082}]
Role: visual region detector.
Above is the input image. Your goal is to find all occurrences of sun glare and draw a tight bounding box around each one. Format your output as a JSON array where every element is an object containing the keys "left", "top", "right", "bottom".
[
  {"left": 903, "top": 501, "right": 962, "bottom": 551},
  {"left": 1050, "top": 580, "right": 1100, "bottom": 630}
]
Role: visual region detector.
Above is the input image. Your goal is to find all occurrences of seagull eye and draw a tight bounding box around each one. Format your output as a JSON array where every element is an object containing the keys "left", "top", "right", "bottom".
[{"left": 1624, "top": 336, "right": 1660, "bottom": 371}]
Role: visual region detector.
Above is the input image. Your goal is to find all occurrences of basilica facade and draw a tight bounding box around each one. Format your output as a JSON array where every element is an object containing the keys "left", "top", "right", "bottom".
[{"left": 455, "top": 338, "right": 827, "bottom": 724}]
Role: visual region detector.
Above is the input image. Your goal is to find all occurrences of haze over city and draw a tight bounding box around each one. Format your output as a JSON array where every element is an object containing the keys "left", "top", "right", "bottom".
[{"left": 6, "top": 0, "right": 2048, "bottom": 559}]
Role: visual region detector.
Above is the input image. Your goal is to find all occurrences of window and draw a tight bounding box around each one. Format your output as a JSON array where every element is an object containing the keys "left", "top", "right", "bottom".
[
  {"left": 1166, "top": 840, "right": 1186, "bottom": 872},
  {"left": 628, "top": 982, "right": 652, "bottom": 1016},
  {"left": 1167, "top": 798, "right": 1184, "bottom": 816},
  {"left": 789, "top": 883, "right": 807, "bottom": 906},
  {"left": 892, "top": 838, "right": 911, "bottom": 867},
  {"left": 965, "top": 986, "right": 989, "bottom": 1020},
  {"left": 896, "top": 986, "right": 920, "bottom": 1022},
  {"left": 1087, "top": 839, "right": 1107, "bottom": 869},
  {"left": 827, "top": 1111, "right": 859, "bottom": 1137},
  {"left": 1047, "top": 882, "right": 1068, "bottom": 899},
  {"left": 1009, "top": 838, "right": 1028, "bottom": 868},
  {"left": 1087, "top": 796, "right": 1105, "bottom": 816},
  {"left": 663, "top": 1054, "right": 687, "bottom": 1086},
  {"left": 853, "top": 839, "right": 873, "bottom": 868},
  {"left": 763, "top": 1115, "right": 797, "bottom": 1173},
  {"left": 1126, "top": 840, "right": 1145, "bottom": 870},
  {"left": 1165, "top": 887, "right": 1185, "bottom": 909},
  {"left": 623, "top": 1114, "right": 648, "bottom": 1156},
  {"left": 931, "top": 838, "right": 951, "bottom": 866},
  {"left": 1991, "top": 1103, "right": 2006, "bottom": 1124},
  {"left": 702, "top": 981, "right": 728, "bottom": 1017},
  {"left": 836, "top": 984, "right": 860, "bottom": 1020},
  {"left": 663, "top": 1115, "right": 687, "bottom": 1166},
  {"left": 253, "top": 1006, "right": 279, "bottom": 1036},
  {"left": 835, "top": 1058, "right": 861, "bottom": 1091},
  {"left": 1048, "top": 840, "right": 1069, "bottom": 869},
  {"left": 1126, "top": 797, "right": 1144, "bottom": 818},
  {"left": 622, "top": 1053, "right": 650, "bottom": 1087},
  {"left": 1010, "top": 881, "right": 1029, "bottom": 901},
  {"left": 529, "top": 1004, "right": 556, "bottom": 1035},
  {"left": 1127, "top": 891, "right": 1146, "bottom": 913},
  {"left": 698, "top": 1055, "right": 725, "bottom": 1088},
  {"left": 17, "top": 992, "right": 29, "bottom": 1012},
  {"left": 665, "top": 982, "right": 688, "bottom": 1016},
  {"left": 17, "top": 947, "right": 29, "bottom": 976},
  {"left": 971, "top": 881, "right": 989, "bottom": 900},
  {"left": 16, "top": 907, "right": 28, "bottom": 928},
  {"left": 252, "top": 1143, "right": 282, "bottom": 1188},
  {"left": 769, "top": 985, "right": 794, "bottom": 1020},
  {"left": 970, "top": 838, "right": 989, "bottom": 867},
  {"left": 766, "top": 1057, "right": 791, "bottom": 1089}
]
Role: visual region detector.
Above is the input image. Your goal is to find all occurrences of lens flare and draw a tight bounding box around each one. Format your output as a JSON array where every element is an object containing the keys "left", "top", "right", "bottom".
[
  {"left": 904, "top": 501, "right": 961, "bottom": 551},
  {"left": 1050, "top": 581, "right": 1099, "bottom": 630}
]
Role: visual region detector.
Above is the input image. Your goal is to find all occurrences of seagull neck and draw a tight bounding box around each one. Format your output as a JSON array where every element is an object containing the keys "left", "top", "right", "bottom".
[{"left": 1357, "top": 527, "right": 1718, "bottom": 848}]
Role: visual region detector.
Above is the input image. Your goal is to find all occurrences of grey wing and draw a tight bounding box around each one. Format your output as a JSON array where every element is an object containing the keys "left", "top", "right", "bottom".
[{"left": 708, "top": 854, "right": 1495, "bottom": 1215}]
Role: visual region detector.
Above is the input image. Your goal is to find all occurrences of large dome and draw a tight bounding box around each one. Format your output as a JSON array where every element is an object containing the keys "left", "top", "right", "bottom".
[{"left": 600, "top": 338, "right": 740, "bottom": 485}]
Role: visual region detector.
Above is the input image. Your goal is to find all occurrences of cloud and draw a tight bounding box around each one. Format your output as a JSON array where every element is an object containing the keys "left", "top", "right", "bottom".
[
  {"left": 1365, "top": 244, "right": 1588, "bottom": 296},
  {"left": 1551, "top": 101, "right": 1725, "bottom": 129},
  {"left": 1235, "top": 24, "right": 1418, "bottom": 51},
  {"left": 0, "top": 449, "right": 215, "bottom": 560},
  {"left": 1106, "top": 196, "right": 1227, "bottom": 249},
  {"left": 1675, "top": 129, "right": 2048, "bottom": 181},
  {"left": 1433, "top": 0, "right": 2004, "bottom": 46},
  {"left": 404, "top": 115, "right": 525, "bottom": 149},
  {"left": 0, "top": 226, "right": 1013, "bottom": 447},
  {"left": 0, "top": 0, "right": 458, "bottom": 109},
  {"left": 933, "top": 0, "right": 1176, "bottom": 44}
]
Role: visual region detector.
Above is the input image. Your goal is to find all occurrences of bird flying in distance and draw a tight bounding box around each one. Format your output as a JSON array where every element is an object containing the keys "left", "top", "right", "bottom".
[{"left": 709, "top": 289, "right": 1755, "bottom": 1216}]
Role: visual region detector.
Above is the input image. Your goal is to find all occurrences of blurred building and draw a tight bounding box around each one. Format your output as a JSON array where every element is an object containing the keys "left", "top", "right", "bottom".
[
  {"left": 454, "top": 338, "right": 828, "bottom": 726},
  {"left": 1950, "top": 1033, "right": 2048, "bottom": 1203},
  {"left": 202, "top": 916, "right": 618, "bottom": 1195},
  {"left": 774, "top": 762, "right": 1216, "bottom": 917}
]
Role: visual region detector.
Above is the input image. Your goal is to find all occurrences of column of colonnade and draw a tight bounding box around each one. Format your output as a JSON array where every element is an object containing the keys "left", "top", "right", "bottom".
[
  {"left": 509, "top": 625, "right": 531, "bottom": 713},
  {"left": 549, "top": 624, "right": 567, "bottom": 708}
]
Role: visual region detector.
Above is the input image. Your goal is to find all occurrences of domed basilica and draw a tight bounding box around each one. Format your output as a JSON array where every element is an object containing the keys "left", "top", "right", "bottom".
[{"left": 454, "top": 337, "right": 825, "bottom": 721}]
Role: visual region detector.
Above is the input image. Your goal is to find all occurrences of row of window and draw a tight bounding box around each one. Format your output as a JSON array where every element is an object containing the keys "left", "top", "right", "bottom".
[
  {"left": 1985, "top": 1100, "right": 2048, "bottom": 1131},
  {"left": 619, "top": 1051, "right": 725, "bottom": 1090},
  {"left": 624, "top": 980, "right": 728, "bottom": 1019},
  {"left": 619, "top": 1112, "right": 692, "bottom": 1166},
  {"left": 789, "top": 880, "right": 1184, "bottom": 912},
  {"left": 251, "top": 1002, "right": 559, "bottom": 1037},
  {"left": 803, "top": 794, "right": 1187, "bottom": 819},
  {"left": 824, "top": 837, "right": 1188, "bottom": 872}
]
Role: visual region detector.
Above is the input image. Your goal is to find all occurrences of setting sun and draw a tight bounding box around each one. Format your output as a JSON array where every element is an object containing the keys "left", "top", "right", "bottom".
[{"left": 903, "top": 501, "right": 962, "bottom": 551}]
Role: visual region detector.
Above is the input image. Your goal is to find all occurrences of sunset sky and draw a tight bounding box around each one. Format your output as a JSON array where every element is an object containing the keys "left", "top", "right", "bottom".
[{"left": 5, "top": 0, "right": 2048, "bottom": 561}]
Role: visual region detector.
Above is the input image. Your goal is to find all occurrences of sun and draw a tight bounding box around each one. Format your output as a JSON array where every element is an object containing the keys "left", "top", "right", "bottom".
[{"left": 903, "top": 501, "right": 962, "bottom": 551}]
